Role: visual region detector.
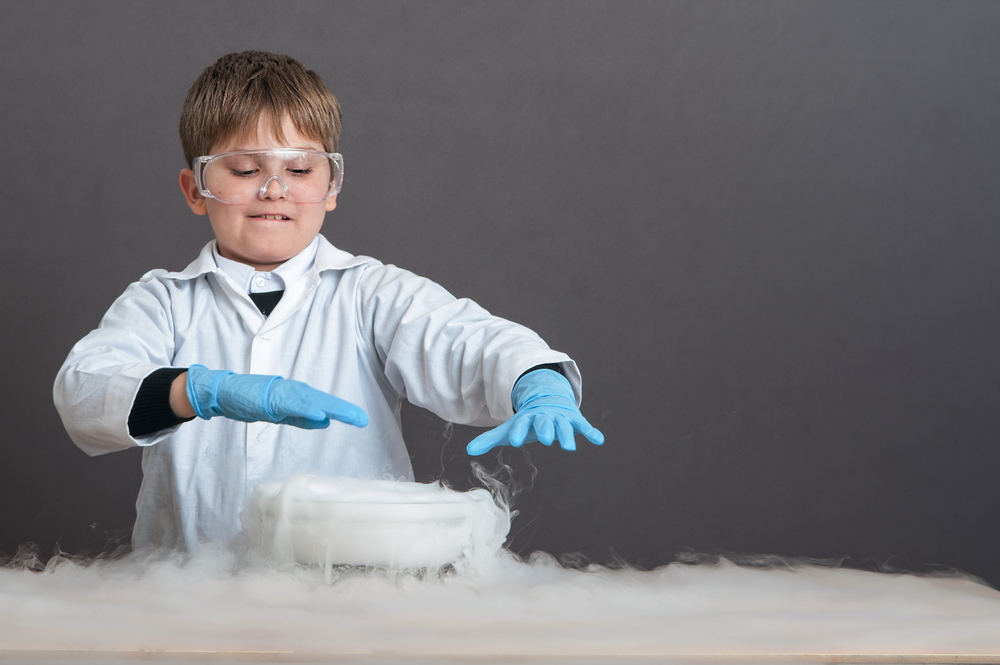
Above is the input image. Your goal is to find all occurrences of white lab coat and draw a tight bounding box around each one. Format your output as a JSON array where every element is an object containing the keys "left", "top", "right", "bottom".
[{"left": 53, "top": 234, "right": 580, "bottom": 551}]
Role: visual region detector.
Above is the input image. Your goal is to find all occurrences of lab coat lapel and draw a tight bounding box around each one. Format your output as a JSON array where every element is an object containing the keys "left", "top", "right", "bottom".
[
  {"left": 256, "top": 270, "right": 320, "bottom": 336},
  {"left": 164, "top": 241, "right": 267, "bottom": 333},
  {"left": 251, "top": 234, "right": 372, "bottom": 335},
  {"left": 209, "top": 271, "right": 268, "bottom": 332}
]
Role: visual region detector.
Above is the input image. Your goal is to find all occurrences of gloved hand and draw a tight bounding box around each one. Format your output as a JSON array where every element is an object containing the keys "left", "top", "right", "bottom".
[
  {"left": 466, "top": 369, "right": 604, "bottom": 455},
  {"left": 186, "top": 364, "right": 368, "bottom": 430}
]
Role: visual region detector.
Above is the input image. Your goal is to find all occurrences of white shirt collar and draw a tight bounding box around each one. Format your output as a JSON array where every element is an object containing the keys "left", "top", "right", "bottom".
[
  {"left": 212, "top": 236, "right": 319, "bottom": 293},
  {"left": 165, "top": 234, "right": 373, "bottom": 283}
]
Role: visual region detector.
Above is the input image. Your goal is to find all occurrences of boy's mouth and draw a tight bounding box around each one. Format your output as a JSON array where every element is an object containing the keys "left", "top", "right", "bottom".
[{"left": 249, "top": 214, "right": 292, "bottom": 221}]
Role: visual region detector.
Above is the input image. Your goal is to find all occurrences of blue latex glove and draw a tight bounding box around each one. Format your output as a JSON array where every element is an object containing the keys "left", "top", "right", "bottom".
[
  {"left": 186, "top": 364, "right": 368, "bottom": 430},
  {"left": 466, "top": 369, "right": 604, "bottom": 455}
]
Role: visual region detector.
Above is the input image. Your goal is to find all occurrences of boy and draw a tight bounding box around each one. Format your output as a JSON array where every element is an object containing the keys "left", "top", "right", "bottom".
[{"left": 54, "top": 51, "right": 603, "bottom": 553}]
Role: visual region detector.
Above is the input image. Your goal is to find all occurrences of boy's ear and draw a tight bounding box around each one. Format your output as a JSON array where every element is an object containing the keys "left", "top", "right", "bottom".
[
  {"left": 179, "top": 169, "right": 208, "bottom": 215},
  {"left": 325, "top": 193, "right": 338, "bottom": 212}
]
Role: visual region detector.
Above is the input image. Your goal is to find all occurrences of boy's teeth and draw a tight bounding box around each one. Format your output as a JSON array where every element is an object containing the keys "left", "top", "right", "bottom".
[{"left": 258, "top": 214, "right": 286, "bottom": 220}]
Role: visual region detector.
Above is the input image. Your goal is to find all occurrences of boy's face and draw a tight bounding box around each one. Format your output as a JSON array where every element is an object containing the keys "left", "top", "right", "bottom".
[{"left": 179, "top": 115, "right": 338, "bottom": 271}]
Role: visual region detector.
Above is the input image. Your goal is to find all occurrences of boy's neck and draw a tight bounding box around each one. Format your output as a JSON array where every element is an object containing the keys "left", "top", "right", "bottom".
[
  {"left": 213, "top": 236, "right": 319, "bottom": 292},
  {"left": 214, "top": 247, "right": 285, "bottom": 272}
]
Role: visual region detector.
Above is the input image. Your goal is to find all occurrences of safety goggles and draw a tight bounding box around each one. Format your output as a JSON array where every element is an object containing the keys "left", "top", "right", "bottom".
[{"left": 192, "top": 149, "right": 344, "bottom": 204}]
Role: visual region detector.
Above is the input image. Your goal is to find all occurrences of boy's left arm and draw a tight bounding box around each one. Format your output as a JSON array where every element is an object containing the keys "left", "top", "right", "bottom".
[{"left": 356, "top": 263, "right": 603, "bottom": 454}]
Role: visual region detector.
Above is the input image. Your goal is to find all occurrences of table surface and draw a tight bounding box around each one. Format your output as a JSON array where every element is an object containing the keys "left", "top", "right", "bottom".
[{"left": 4, "top": 552, "right": 1000, "bottom": 664}]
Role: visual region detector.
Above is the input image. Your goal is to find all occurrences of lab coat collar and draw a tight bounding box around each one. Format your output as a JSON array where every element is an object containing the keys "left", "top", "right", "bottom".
[
  {"left": 212, "top": 236, "right": 319, "bottom": 293},
  {"left": 314, "top": 234, "right": 374, "bottom": 273},
  {"left": 164, "top": 234, "right": 373, "bottom": 281}
]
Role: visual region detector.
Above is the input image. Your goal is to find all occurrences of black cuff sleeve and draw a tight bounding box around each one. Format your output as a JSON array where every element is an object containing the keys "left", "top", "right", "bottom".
[
  {"left": 516, "top": 363, "right": 565, "bottom": 384},
  {"left": 127, "top": 367, "right": 194, "bottom": 438}
]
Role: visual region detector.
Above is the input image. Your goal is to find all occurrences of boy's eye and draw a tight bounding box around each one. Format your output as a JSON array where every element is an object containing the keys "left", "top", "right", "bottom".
[
  {"left": 231, "top": 168, "right": 260, "bottom": 177},
  {"left": 287, "top": 168, "right": 314, "bottom": 177}
]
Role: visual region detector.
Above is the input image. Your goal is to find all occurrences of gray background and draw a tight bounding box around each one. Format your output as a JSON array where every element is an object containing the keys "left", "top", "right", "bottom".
[{"left": 2, "top": 1, "right": 999, "bottom": 582}]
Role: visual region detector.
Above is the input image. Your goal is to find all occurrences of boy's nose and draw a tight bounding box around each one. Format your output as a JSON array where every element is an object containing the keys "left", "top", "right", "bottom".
[{"left": 258, "top": 175, "right": 290, "bottom": 200}]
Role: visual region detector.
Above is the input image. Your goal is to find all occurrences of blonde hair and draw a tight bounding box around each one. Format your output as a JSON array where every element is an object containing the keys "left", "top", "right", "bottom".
[{"left": 179, "top": 51, "right": 343, "bottom": 167}]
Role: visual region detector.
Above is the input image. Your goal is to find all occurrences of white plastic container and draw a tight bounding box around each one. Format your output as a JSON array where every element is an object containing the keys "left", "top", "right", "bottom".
[{"left": 246, "top": 475, "right": 509, "bottom": 570}]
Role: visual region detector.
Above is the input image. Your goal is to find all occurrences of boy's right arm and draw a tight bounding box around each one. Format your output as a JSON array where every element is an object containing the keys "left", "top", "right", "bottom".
[
  {"left": 55, "top": 277, "right": 368, "bottom": 457},
  {"left": 54, "top": 276, "right": 182, "bottom": 456},
  {"left": 130, "top": 366, "right": 367, "bottom": 438}
]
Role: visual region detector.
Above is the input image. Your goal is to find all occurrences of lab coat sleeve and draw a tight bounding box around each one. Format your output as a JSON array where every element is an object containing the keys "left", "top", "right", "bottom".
[
  {"left": 54, "top": 272, "right": 179, "bottom": 456},
  {"left": 355, "top": 263, "right": 582, "bottom": 427}
]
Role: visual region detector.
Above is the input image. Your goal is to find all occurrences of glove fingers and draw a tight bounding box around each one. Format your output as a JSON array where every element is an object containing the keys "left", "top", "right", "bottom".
[
  {"left": 317, "top": 394, "right": 369, "bottom": 428},
  {"left": 508, "top": 414, "right": 533, "bottom": 447},
  {"left": 533, "top": 413, "right": 555, "bottom": 446},
  {"left": 466, "top": 379, "right": 605, "bottom": 456},
  {"left": 571, "top": 414, "right": 605, "bottom": 445},
  {"left": 466, "top": 423, "right": 509, "bottom": 456},
  {"left": 270, "top": 400, "right": 329, "bottom": 425},
  {"left": 265, "top": 381, "right": 319, "bottom": 419},
  {"left": 280, "top": 416, "right": 331, "bottom": 430},
  {"left": 269, "top": 380, "right": 369, "bottom": 429},
  {"left": 555, "top": 416, "right": 577, "bottom": 451}
]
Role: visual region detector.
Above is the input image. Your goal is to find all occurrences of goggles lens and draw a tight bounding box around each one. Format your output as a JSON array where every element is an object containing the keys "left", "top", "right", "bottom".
[{"left": 196, "top": 149, "right": 343, "bottom": 204}]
